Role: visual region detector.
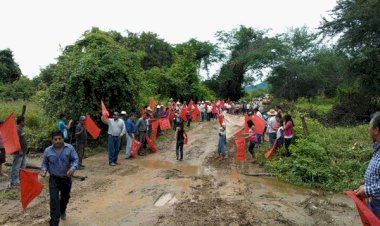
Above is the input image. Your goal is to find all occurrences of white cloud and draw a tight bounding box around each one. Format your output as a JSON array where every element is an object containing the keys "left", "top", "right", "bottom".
[{"left": 0, "top": 0, "right": 337, "bottom": 77}]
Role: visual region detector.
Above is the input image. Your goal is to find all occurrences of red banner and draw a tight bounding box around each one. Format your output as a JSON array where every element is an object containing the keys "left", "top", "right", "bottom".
[
  {"left": 345, "top": 191, "right": 380, "bottom": 226},
  {"left": 180, "top": 108, "right": 187, "bottom": 122},
  {"left": 101, "top": 100, "right": 109, "bottom": 121},
  {"left": 252, "top": 115, "right": 266, "bottom": 135},
  {"left": 212, "top": 104, "right": 217, "bottom": 114},
  {"left": 145, "top": 134, "right": 158, "bottom": 152},
  {"left": 0, "top": 113, "right": 21, "bottom": 154},
  {"left": 234, "top": 128, "right": 243, "bottom": 138},
  {"left": 158, "top": 118, "right": 171, "bottom": 130},
  {"left": 84, "top": 114, "right": 101, "bottom": 139},
  {"left": 244, "top": 114, "right": 250, "bottom": 134},
  {"left": 20, "top": 169, "right": 44, "bottom": 209},
  {"left": 191, "top": 105, "right": 200, "bottom": 122},
  {"left": 149, "top": 98, "right": 156, "bottom": 110},
  {"left": 218, "top": 114, "right": 224, "bottom": 124},
  {"left": 151, "top": 120, "right": 158, "bottom": 141},
  {"left": 235, "top": 137, "right": 246, "bottom": 161},
  {"left": 130, "top": 138, "right": 141, "bottom": 157},
  {"left": 264, "top": 140, "right": 278, "bottom": 158}
]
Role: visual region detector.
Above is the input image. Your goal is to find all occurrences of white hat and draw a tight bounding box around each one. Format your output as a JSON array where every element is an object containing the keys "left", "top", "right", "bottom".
[
  {"left": 157, "top": 105, "right": 161, "bottom": 108},
  {"left": 121, "top": 111, "right": 127, "bottom": 115}
]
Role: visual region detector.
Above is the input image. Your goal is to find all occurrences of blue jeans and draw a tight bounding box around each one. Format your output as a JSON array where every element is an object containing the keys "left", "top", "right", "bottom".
[
  {"left": 257, "top": 134, "right": 262, "bottom": 144},
  {"left": 218, "top": 134, "right": 226, "bottom": 157},
  {"left": 269, "top": 133, "right": 276, "bottom": 146},
  {"left": 125, "top": 134, "right": 134, "bottom": 158},
  {"left": 10, "top": 153, "right": 27, "bottom": 186},
  {"left": 176, "top": 140, "right": 184, "bottom": 160},
  {"left": 368, "top": 198, "right": 380, "bottom": 219},
  {"left": 108, "top": 135, "right": 120, "bottom": 164}
]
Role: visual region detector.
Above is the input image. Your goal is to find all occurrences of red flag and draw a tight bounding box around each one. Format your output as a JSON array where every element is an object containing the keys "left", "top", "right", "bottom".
[
  {"left": 180, "top": 108, "right": 187, "bottom": 122},
  {"left": 252, "top": 115, "right": 266, "bottom": 135},
  {"left": 101, "top": 100, "right": 109, "bottom": 121},
  {"left": 84, "top": 114, "right": 101, "bottom": 139},
  {"left": 344, "top": 191, "right": 380, "bottom": 226},
  {"left": 184, "top": 135, "right": 188, "bottom": 145},
  {"left": 244, "top": 115, "right": 250, "bottom": 134},
  {"left": 151, "top": 120, "right": 159, "bottom": 141},
  {"left": 187, "top": 99, "right": 193, "bottom": 110},
  {"left": 235, "top": 137, "right": 246, "bottom": 161},
  {"left": 20, "top": 169, "right": 44, "bottom": 209},
  {"left": 264, "top": 140, "right": 278, "bottom": 158},
  {"left": 221, "top": 100, "right": 225, "bottom": 109},
  {"left": 145, "top": 134, "right": 158, "bottom": 152},
  {"left": 149, "top": 98, "right": 156, "bottom": 110},
  {"left": 234, "top": 128, "right": 243, "bottom": 138},
  {"left": 218, "top": 115, "right": 224, "bottom": 124},
  {"left": 158, "top": 118, "right": 171, "bottom": 130},
  {"left": 130, "top": 138, "right": 141, "bottom": 157},
  {"left": 212, "top": 104, "right": 217, "bottom": 114},
  {"left": 191, "top": 105, "right": 200, "bottom": 122},
  {"left": 0, "top": 113, "right": 21, "bottom": 154}
]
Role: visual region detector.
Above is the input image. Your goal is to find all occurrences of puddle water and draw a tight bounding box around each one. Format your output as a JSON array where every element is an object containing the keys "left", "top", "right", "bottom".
[{"left": 137, "top": 159, "right": 215, "bottom": 177}]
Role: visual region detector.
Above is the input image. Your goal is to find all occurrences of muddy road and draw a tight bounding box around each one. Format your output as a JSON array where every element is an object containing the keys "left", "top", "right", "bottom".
[{"left": 0, "top": 121, "right": 361, "bottom": 225}]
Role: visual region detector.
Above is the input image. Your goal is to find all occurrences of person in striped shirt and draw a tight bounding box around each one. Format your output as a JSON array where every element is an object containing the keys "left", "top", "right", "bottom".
[{"left": 355, "top": 112, "right": 380, "bottom": 218}]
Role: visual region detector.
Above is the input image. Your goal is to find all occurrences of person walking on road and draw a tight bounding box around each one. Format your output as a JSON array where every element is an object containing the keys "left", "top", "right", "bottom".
[
  {"left": 40, "top": 131, "right": 79, "bottom": 226},
  {"left": 74, "top": 116, "right": 87, "bottom": 168},
  {"left": 174, "top": 122, "right": 187, "bottom": 161}
]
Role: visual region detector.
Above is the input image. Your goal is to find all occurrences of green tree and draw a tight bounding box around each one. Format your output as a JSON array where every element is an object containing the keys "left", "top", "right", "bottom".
[
  {"left": 42, "top": 28, "right": 143, "bottom": 119},
  {"left": 0, "top": 49, "right": 22, "bottom": 83},
  {"left": 321, "top": 0, "right": 380, "bottom": 119}
]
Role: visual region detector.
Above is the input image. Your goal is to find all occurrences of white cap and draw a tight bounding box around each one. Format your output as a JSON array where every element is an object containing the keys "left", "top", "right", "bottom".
[{"left": 121, "top": 111, "right": 127, "bottom": 115}]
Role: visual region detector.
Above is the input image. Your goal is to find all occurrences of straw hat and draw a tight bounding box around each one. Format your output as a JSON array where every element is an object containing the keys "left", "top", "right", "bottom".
[{"left": 267, "top": 109, "right": 277, "bottom": 116}]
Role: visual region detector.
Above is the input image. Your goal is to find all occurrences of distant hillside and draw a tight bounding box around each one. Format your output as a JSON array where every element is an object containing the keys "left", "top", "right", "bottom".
[{"left": 244, "top": 81, "right": 268, "bottom": 93}]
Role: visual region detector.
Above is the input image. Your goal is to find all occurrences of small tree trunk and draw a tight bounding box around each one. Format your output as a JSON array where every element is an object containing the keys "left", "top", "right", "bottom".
[
  {"left": 21, "top": 105, "right": 26, "bottom": 117},
  {"left": 300, "top": 113, "right": 309, "bottom": 137}
]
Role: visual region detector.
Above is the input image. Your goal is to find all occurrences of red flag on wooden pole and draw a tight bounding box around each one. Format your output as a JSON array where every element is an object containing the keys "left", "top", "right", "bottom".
[
  {"left": 151, "top": 120, "right": 159, "bottom": 141},
  {"left": 180, "top": 108, "right": 187, "bottom": 122},
  {"left": 84, "top": 114, "right": 101, "bottom": 139},
  {"left": 145, "top": 134, "right": 158, "bottom": 152},
  {"left": 20, "top": 169, "right": 44, "bottom": 209},
  {"left": 264, "top": 140, "right": 278, "bottom": 158},
  {"left": 252, "top": 115, "right": 266, "bottom": 135},
  {"left": 344, "top": 191, "right": 380, "bottom": 226},
  {"left": 0, "top": 113, "right": 21, "bottom": 154},
  {"left": 235, "top": 137, "right": 246, "bottom": 161},
  {"left": 130, "top": 138, "right": 141, "bottom": 157},
  {"left": 101, "top": 100, "right": 109, "bottom": 121}
]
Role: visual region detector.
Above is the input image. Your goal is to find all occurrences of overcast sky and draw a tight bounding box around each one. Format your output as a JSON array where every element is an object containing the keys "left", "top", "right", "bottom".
[{"left": 0, "top": 0, "right": 337, "bottom": 78}]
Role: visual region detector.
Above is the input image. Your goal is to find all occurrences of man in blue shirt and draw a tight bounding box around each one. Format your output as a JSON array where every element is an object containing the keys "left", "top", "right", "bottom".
[
  {"left": 58, "top": 114, "right": 72, "bottom": 143},
  {"left": 125, "top": 113, "right": 136, "bottom": 159},
  {"left": 40, "top": 131, "right": 79, "bottom": 226},
  {"left": 355, "top": 112, "right": 380, "bottom": 218}
]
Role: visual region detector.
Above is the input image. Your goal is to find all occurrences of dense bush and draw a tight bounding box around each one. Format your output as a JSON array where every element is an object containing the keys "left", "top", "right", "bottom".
[{"left": 259, "top": 114, "right": 372, "bottom": 192}]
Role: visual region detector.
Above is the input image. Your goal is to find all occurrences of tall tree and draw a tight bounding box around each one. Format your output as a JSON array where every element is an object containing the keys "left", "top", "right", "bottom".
[{"left": 0, "top": 49, "right": 22, "bottom": 83}]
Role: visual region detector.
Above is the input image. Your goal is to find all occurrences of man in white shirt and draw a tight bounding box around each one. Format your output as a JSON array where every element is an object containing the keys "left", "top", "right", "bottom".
[{"left": 101, "top": 112, "right": 126, "bottom": 166}]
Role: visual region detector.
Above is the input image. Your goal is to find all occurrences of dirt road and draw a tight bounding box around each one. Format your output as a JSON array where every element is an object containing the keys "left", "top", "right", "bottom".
[{"left": 0, "top": 121, "right": 361, "bottom": 225}]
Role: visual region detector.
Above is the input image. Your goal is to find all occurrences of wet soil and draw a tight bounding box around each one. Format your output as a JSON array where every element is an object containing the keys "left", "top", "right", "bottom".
[{"left": 0, "top": 120, "right": 361, "bottom": 226}]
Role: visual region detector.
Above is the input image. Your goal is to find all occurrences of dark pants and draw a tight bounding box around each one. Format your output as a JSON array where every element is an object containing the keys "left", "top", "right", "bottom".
[
  {"left": 137, "top": 132, "right": 146, "bottom": 155},
  {"left": 76, "top": 143, "right": 85, "bottom": 164},
  {"left": 284, "top": 138, "right": 292, "bottom": 156},
  {"left": 108, "top": 135, "right": 120, "bottom": 164},
  {"left": 187, "top": 118, "right": 192, "bottom": 127},
  {"left": 176, "top": 140, "right": 184, "bottom": 160},
  {"left": 49, "top": 176, "right": 72, "bottom": 226}
]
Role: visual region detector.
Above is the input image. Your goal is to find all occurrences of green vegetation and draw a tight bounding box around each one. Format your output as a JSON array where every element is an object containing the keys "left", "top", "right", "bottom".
[
  {"left": 0, "top": 100, "right": 56, "bottom": 152},
  {"left": 294, "top": 97, "right": 335, "bottom": 116},
  {"left": 257, "top": 97, "right": 372, "bottom": 192}
]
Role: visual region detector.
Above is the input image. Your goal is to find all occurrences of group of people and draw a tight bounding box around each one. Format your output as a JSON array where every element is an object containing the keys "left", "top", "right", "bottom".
[{"left": 1, "top": 96, "right": 380, "bottom": 224}]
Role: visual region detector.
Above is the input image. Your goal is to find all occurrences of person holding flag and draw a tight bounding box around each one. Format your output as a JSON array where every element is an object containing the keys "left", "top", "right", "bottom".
[
  {"left": 40, "top": 131, "right": 79, "bottom": 225},
  {"left": 74, "top": 116, "right": 87, "bottom": 168},
  {"left": 0, "top": 119, "right": 7, "bottom": 177},
  {"left": 9, "top": 116, "right": 28, "bottom": 189}
]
